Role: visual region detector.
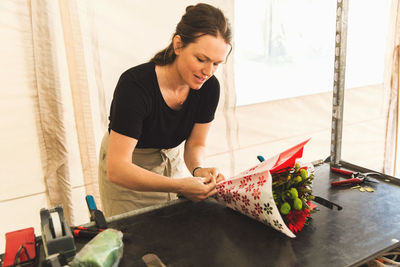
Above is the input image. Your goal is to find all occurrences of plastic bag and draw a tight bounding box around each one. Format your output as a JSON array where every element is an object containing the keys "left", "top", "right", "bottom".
[{"left": 70, "top": 228, "right": 123, "bottom": 267}]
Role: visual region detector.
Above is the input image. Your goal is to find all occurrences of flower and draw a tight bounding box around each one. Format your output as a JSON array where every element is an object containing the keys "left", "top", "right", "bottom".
[
  {"left": 212, "top": 139, "right": 315, "bottom": 238},
  {"left": 286, "top": 208, "right": 311, "bottom": 233},
  {"left": 271, "top": 162, "right": 317, "bottom": 233}
]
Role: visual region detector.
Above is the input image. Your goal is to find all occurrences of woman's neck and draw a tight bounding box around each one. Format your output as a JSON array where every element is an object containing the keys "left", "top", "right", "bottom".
[
  {"left": 155, "top": 64, "right": 190, "bottom": 109},
  {"left": 156, "top": 64, "right": 188, "bottom": 93}
]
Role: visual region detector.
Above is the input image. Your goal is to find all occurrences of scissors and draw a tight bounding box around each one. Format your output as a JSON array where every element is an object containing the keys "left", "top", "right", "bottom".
[{"left": 330, "top": 167, "right": 380, "bottom": 186}]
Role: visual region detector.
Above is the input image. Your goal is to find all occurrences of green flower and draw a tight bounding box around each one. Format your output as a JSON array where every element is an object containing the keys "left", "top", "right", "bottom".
[
  {"left": 294, "top": 176, "right": 302, "bottom": 183},
  {"left": 280, "top": 202, "right": 291, "bottom": 215},
  {"left": 300, "top": 169, "right": 308, "bottom": 179},
  {"left": 293, "top": 197, "right": 302, "bottom": 210},
  {"left": 288, "top": 188, "right": 298, "bottom": 199},
  {"left": 295, "top": 163, "right": 300, "bottom": 172}
]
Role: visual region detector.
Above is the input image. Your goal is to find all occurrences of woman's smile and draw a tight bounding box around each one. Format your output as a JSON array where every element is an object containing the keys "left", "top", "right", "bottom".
[{"left": 194, "top": 74, "right": 208, "bottom": 84}]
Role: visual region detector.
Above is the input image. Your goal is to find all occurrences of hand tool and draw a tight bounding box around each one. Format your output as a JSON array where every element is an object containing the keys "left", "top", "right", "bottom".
[
  {"left": 72, "top": 226, "right": 104, "bottom": 238},
  {"left": 330, "top": 167, "right": 380, "bottom": 186},
  {"left": 72, "top": 229, "right": 99, "bottom": 238},
  {"left": 74, "top": 226, "right": 104, "bottom": 232},
  {"left": 313, "top": 196, "right": 342, "bottom": 210},
  {"left": 85, "top": 195, "right": 107, "bottom": 229},
  {"left": 70, "top": 196, "right": 108, "bottom": 240}
]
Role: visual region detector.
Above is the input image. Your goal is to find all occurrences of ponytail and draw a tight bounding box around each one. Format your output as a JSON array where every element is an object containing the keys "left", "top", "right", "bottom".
[{"left": 150, "top": 43, "right": 175, "bottom": 66}]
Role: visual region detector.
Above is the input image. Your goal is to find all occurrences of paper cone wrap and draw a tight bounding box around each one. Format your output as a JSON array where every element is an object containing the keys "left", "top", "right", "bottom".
[{"left": 213, "top": 139, "right": 311, "bottom": 238}]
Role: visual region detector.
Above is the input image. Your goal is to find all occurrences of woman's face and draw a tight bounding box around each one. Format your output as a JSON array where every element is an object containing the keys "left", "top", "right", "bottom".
[{"left": 174, "top": 34, "right": 229, "bottom": 89}]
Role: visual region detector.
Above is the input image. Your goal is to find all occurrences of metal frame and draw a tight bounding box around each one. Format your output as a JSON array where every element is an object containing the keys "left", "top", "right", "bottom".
[
  {"left": 330, "top": 0, "right": 348, "bottom": 166},
  {"left": 329, "top": 1, "right": 400, "bottom": 184}
]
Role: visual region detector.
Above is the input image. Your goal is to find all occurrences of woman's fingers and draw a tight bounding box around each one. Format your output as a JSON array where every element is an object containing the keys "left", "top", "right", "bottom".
[
  {"left": 206, "top": 187, "right": 218, "bottom": 198},
  {"left": 216, "top": 173, "right": 225, "bottom": 183},
  {"left": 206, "top": 168, "right": 226, "bottom": 183},
  {"left": 191, "top": 177, "right": 217, "bottom": 201},
  {"left": 202, "top": 174, "right": 213, "bottom": 184},
  {"left": 180, "top": 171, "right": 223, "bottom": 202},
  {"left": 208, "top": 168, "right": 218, "bottom": 177}
]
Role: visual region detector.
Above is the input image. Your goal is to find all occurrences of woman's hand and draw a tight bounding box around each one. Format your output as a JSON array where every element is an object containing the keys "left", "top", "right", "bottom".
[
  {"left": 193, "top": 167, "right": 225, "bottom": 183},
  {"left": 177, "top": 175, "right": 218, "bottom": 202}
]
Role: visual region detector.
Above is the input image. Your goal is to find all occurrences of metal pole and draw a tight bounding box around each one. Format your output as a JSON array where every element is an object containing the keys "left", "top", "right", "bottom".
[{"left": 330, "top": 0, "right": 349, "bottom": 166}]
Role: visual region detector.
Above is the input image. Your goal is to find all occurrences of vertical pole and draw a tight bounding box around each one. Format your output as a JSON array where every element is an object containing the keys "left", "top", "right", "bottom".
[{"left": 331, "top": 0, "right": 349, "bottom": 166}]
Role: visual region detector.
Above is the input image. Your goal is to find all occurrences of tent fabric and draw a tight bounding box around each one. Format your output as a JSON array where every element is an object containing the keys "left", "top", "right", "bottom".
[
  {"left": 30, "top": 0, "right": 104, "bottom": 223},
  {"left": 31, "top": 0, "right": 74, "bottom": 224},
  {"left": 383, "top": 0, "right": 400, "bottom": 175},
  {"left": 58, "top": 0, "right": 102, "bottom": 209}
]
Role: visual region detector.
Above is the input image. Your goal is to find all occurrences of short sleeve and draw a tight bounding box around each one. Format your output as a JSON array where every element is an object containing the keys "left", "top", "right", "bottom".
[
  {"left": 195, "top": 76, "right": 220, "bottom": 123},
  {"left": 108, "top": 71, "right": 149, "bottom": 139}
]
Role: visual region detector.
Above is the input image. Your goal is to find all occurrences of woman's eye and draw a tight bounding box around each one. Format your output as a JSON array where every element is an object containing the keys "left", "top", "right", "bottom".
[{"left": 196, "top": 57, "right": 204, "bottom": 62}]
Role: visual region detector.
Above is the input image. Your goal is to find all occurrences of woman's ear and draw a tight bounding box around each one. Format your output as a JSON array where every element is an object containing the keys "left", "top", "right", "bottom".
[{"left": 173, "top": 35, "right": 183, "bottom": 55}]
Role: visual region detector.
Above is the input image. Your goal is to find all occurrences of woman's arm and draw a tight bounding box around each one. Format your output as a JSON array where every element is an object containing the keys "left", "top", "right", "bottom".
[
  {"left": 184, "top": 123, "right": 225, "bottom": 183},
  {"left": 106, "top": 130, "right": 216, "bottom": 201}
]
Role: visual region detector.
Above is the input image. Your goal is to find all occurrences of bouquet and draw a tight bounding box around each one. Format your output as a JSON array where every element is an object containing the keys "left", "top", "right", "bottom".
[{"left": 213, "top": 139, "right": 317, "bottom": 238}]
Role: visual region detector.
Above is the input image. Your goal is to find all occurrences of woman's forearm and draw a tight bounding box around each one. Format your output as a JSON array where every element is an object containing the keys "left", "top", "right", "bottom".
[
  {"left": 107, "top": 160, "right": 182, "bottom": 193},
  {"left": 184, "top": 122, "right": 212, "bottom": 175},
  {"left": 107, "top": 159, "right": 216, "bottom": 201},
  {"left": 184, "top": 143, "right": 206, "bottom": 176}
]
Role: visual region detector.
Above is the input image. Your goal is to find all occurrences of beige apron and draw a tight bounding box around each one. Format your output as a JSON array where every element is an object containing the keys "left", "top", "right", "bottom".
[{"left": 98, "top": 133, "right": 184, "bottom": 217}]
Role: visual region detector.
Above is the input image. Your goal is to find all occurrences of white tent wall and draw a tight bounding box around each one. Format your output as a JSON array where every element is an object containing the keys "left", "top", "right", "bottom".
[{"left": 0, "top": 0, "right": 234, "bottom": 253}]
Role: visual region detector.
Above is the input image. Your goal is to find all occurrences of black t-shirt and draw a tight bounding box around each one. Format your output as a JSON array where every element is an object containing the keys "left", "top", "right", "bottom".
[{"left": 108, "top": 62, "right": 220, "bottom": 149}]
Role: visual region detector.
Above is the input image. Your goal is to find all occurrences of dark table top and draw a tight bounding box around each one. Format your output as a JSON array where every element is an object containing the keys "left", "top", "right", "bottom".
[{"left": 73, "top": 162, "right": 400, "bottom": 267}]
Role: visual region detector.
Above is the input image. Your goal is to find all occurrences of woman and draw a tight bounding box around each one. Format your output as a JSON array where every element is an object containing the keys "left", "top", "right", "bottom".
[{"left": 99, "top": 3, "right": 232, "bottom": 217}]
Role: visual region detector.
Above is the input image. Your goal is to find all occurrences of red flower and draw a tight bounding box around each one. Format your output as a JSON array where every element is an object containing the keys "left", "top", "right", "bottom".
[
  {"left": 245, "top": 183, "right": 254, "bottom": 192},
  {"left": 252, "top": 188, "right": 261, "bottom": 200},
  {"left": 245, "top": 175, "right": 253, "bottom": 182},
  {"left": 242, "top": 195, "right": 250, "bottom": 206},
  {"left": 232, "top": 191, "right": 241, "bottom": 201},
  {"left": 223, "top": 195, "right": 232, "bottom": 204},
  {"left": 251, "top": 210, "right": 260, "bottom": 220},
  {"left": 239, "top": 180, "right": 248, "bottom": 189},
  {"left": 225, "top": 186, "right": 233, "bottom": 193},
  {"left": 254, "top": 203, "right": 262, "bottom": 214},
  {"left": 257, "top": 175, "right": 267, "bottom": 187},
  {"left": 286, "top": 208, "right": 311, "bottom": 233}
]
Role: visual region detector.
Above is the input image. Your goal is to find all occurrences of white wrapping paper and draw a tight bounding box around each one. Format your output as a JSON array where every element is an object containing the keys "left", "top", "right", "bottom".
[{"left": 214, "top": 139, "right": 312, "bottom": 238}]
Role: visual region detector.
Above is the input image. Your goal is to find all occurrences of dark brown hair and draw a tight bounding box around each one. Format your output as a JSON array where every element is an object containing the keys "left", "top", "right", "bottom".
[{"left": 150, "top": 3, "right": 232, "bottom": 65}]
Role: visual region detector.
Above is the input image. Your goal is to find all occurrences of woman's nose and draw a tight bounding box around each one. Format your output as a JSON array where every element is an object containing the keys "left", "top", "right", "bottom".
[{"left": 203, "top": 63, "right": 213, "bottom": 77}]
